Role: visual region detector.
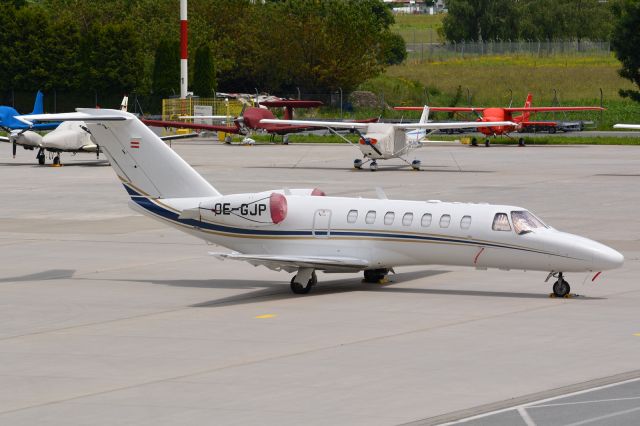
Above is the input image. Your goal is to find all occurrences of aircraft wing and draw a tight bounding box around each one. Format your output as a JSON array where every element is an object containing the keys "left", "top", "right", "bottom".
[
  {"left": 0, "top": 136, "right": 9, "bottom": 143},
  {"left": 505, "top": 106, "right": 604, "bottom": 113},
  {"left": 395, "top": 106, "right": 485, "bottom": 113},
  {"left": 260, "top": 119, "right": 372, "bottom": 130},
  {"left": 614, "top": 124, "right": 640, "bottom": 130},
  {"left": 210, "top": 252, "right": 369, "bottom": 273},
  {"left": 394, "top": 121, "right": 516, "bottom": 130},
  {"left": 141, "top": 119, "right": 240, "bottom": 133}
]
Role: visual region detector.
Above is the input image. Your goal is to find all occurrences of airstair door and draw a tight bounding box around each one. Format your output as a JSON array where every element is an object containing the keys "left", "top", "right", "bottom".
[{"left": 312, "top": 209, "right": 332, "bottom": 238}]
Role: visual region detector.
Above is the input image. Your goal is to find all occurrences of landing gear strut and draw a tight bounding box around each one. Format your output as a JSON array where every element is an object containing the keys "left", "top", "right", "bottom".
[
  {"left": 36, "top": 148, "right": 45, "bottom": 165},
  {"left": 290, "top": 268, "right": 317, "bottom": 294},
  {"left": 550, "top": 272, "right": 570, "bottom": 297}
]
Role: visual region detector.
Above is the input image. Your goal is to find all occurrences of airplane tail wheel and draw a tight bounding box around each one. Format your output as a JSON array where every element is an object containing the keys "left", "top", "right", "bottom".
[
  {"left": 354, "top": 159, "right": 363, "bottom": 169},
  {"left": 411, "top": 160, "right": 421, "bottom": 170},
  {"left": 369, "top": 161, "right": 378, "bottom": 172},
  {"left": 290, "top": 272, "right": 317, "bottom": 294},
  {"left": 552, "top": 279, "right": 570, "bottom": 297},
  {"left": 485, "top": 139, "right": 491, "bottom": 147}
]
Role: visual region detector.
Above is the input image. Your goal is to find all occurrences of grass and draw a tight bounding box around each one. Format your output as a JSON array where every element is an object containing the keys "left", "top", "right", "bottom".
[
  {"left": 355, "top": 55, "right": 640, "bottom": 129},
  {"left": 392, "top": 14, "right": 444, "bottom": 43}
]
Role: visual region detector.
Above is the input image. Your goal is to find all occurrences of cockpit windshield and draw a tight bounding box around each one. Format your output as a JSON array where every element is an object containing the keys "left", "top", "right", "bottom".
[{"left": 511, "top": 211, "right": 547, "bottom": 234}]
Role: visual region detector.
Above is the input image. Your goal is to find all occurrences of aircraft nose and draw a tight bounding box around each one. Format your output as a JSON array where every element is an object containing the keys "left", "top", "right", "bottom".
[{"left": 590, "top": 243, "right": 624, "bottom": 271}]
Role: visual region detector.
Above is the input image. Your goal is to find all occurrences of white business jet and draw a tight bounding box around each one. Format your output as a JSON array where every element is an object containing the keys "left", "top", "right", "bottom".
[
  {"left": 20, "top": 109, "right": 623, "bottom": 297},
  {"left": 613, "top": 124, "right": 640, "bottom": 130},
  {"left": 260, "top": 110, "right": 510, "bottom": 171}
]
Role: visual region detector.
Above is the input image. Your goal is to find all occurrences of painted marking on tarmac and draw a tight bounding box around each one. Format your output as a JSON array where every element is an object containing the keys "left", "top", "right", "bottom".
[
  {"left": 634, "top": 333, "right": 640, "bottom": 337},
  {"left": 255, "top": 314, "right": 276, "bottom": 319}
]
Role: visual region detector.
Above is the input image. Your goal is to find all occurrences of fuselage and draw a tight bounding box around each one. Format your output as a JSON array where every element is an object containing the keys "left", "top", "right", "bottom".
[
  {"left": 479, "top": 108, "right": 519, "bottom": 136},
  {"left": 125, "top": 184, "right": 623, "bottom": 274},
  {"left": 42, "top": 121, "right": 97, "bottom": 152}
]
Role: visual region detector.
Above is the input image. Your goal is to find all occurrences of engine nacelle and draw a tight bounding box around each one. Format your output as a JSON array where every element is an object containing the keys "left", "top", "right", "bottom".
[
  {"left": 11, "top": 130, "right": 42, "bottom": 148},
  {"left": 178, "top": 191, "right": 286, "bottom": 227}
]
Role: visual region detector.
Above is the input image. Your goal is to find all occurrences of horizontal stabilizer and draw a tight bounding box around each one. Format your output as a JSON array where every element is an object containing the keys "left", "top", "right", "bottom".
[
  {"left": 614, "top": 124, "right": 640, "bottom": 130},
  {"left": 0, "top": 136, "right": 9, "bottom": 143},
  {"left": 17, "top": 110, "right": 128, "bottom": 125},
  {"left": 210, "top": 252, "right": 369, "bottom": 273}
]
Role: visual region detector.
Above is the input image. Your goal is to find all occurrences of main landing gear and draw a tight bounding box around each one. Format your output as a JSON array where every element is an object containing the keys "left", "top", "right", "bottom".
[
  {"left": 363, "top": 268, "right": 390, "bottom": 283},
  {"left": 52, "top": 154, "right": 61, "bottom": 166},
  {"left": 36, "top": 148, "right": 45, "bottom": 165},
  {"left": 290, "top": 268, "right": 317, "bottom": 294},
  {"left": 547, "top": 272, "right": 571, "bottom": 298}
]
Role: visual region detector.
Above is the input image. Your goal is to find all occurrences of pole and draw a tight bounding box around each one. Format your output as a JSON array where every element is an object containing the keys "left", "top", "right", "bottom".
[{"left": 180, "top": 0, "right": 188, "bottom": 99}]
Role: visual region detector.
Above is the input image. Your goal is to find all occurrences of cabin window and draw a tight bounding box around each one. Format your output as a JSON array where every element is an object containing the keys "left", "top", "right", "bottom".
[
  {"left": 402, "top": 212, "right": 414, "bottom": 227},
  {"left": 492, "top": 213, "right": 511, "bottom": 231},
  {"left": 421, "top": 213, "right": 432, "bottom": 227},
  {"left": 460, "top": 215, "right": 472, "bottom": 229},
  {"left": 439, "top": 214, "right": 451, "bottom": 228},
  {"left": 511, "top": 210, "right": 547, "bottom": 234},
  {"left": 347, "top": 210, "right": 358, "bottom": 224},
  {"left": 365, "top": 210, "right": 376, "bottom": 224},
  {"left": 384, "top": 211, "right": 395, "bottom": 226}
]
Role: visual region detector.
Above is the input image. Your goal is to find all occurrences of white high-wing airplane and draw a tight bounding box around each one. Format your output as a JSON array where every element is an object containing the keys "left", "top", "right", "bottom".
[
  {"left": 613, "top": 124, "right": 640, "bottom": 130},
  {"left": 20, "top": 109, "right": 623, "bottom": 297},
  {"left": 260, "top": 111, "right": 513, "bottom": 171}
]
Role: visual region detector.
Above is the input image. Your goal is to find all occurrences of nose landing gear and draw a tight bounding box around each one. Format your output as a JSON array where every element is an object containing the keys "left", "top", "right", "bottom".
[{"left": 547, "top": 272, "right": 571, "bottom": 298}]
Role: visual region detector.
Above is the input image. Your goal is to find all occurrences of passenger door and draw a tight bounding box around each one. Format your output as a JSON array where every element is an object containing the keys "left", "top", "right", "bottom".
[{"left": 312, "top": 209, "right": 332, "bottom": 238}]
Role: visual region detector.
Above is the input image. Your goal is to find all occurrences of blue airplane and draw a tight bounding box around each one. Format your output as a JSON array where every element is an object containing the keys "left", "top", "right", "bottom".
[{"left": 0, "top": 91, "right": 61, "bottom": 162}]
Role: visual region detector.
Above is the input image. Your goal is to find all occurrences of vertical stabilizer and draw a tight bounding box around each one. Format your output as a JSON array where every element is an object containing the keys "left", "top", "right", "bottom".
[
  {"left": 419, "top": 105, "right": 430, "bottom": 124},
  {"left": 521, "top": 93, "right": 533, "bottom": 122},
  {"left": 31, "top": 91, "right": 44, "bottom": 115}
]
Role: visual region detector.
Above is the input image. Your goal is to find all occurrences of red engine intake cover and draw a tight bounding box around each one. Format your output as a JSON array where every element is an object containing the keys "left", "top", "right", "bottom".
[{"left": 269, "top": 193, "right": 288, "bottom": 224}]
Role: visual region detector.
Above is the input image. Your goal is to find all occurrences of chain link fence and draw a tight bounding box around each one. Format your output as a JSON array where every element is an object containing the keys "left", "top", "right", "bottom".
[{"left": 406, "top": 40, "right": 611, "bottom": 62}]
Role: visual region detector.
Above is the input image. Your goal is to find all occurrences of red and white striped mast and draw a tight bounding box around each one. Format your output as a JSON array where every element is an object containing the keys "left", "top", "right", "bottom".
[{"left": 180, "top": 0, "right": 188, "bottom": 99}]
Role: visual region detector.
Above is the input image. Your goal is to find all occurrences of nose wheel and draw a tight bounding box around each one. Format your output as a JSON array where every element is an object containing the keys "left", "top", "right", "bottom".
[
  {"left": 549, "top": 272, "right": 571, "bottom": 298},
  {"left": 354, "top": 159, "right": 363, "bottom": 169},
  {"left": 369, "top": 161, "right": 378, "bottom": 172}
]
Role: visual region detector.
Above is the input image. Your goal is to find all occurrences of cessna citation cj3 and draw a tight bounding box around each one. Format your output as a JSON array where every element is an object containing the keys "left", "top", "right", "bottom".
[{"left": 20, "top": 110, "right": 624, "bottom": 297}]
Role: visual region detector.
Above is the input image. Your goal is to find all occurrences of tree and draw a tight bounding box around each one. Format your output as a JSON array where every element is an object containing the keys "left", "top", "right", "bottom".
[
  {"left": 381, "top": 32, "right": 407, "bottom": 65},
  {"left": 192, "top": 44, "right": 216, "bottom": 97},
  {"left": 611, "top": 0, "right": 640, "bottom": 102},
  {"left": 152, "top": 39, "right": 180, "bottom": 97}
]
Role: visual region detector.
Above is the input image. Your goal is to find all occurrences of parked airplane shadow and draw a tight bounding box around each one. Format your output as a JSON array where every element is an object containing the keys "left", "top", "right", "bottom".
[
  {"left": 0, "top": 161, "right": 109, "bottom": 167},
  {"left": 0, "top": 269, "right": 76, "bottom": 283},
  {"left": 248, "top": 165, "right": 493, "bottom": 173}
]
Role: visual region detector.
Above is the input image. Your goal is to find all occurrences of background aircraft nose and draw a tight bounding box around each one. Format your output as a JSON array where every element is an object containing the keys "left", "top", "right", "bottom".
[{"left": 590, "top": 243, "right": 624, "bottom": 270}]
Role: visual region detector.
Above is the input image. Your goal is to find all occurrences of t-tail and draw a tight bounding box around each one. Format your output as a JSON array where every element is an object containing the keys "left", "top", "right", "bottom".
[
  {"left": 19, "top": 109, "right": 220, "bottom": 200},
  {"left": 31, "top": 90, "right": 44, "bottom": 115}
]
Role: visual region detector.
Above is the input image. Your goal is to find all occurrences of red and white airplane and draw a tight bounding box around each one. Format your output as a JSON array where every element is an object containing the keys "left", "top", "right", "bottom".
[
  {"left": 20, "top": 109, "right": 623, "bottom": 297},
  {"left": 142, "top": 100, "right": 327, "bottom": 144},
  {"left": 395, "top": 94, "right": 604, "bottom": 146}
]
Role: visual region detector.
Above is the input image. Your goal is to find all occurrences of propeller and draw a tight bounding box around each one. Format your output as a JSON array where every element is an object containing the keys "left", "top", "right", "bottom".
[{"left": 353, "top": 128, "right": 382, "bottom": 156}]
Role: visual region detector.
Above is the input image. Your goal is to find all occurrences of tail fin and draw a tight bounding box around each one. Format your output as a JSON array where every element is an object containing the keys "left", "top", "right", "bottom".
[
  {"left": 522, "top": 93, "right": 533, "bottom": 122},
  {"left": 419, "top": 105, "right": 430, "bottom": 124},
  {"left": 31, "top": 91, "right": 44, "bottom": 115},
  {"left": 23, "top": 109, "right": 220, "bottom": 199}
]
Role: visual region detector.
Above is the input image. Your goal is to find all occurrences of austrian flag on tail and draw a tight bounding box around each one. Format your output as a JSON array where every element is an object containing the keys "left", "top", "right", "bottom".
[{"left": 130, "top": 138, "right": 141, "bottom": 149}]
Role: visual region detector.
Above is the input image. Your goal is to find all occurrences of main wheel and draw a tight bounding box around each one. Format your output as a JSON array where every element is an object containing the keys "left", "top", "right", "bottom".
[
  {"left": 518, "top": 137, "right": 526, "bottom": 147},
  {"left": 471, "top": 137, "right": 478, "bottom": 147},
  {"left": 37, "top": 155, "right": 45, "bottom": 165},
  {"left": 290, "top": 272, "right": 317, "bottom": 294},
  {"left": 411, "top": 159, "right": 421, "bottom": 170},
  {"left": 369, "top": 161, "right": 378, "bottom": 172},
  {"left": 53, "top": 156, "right": 60, "bottom": 166},
  {"left": 363, "top": 268, "right": 388, "bottom": 283},
  {"left": 552, "top": 279, "right": 570, "bottom": 297},
  {"left": 485, "top": 139, "right": 491, "bottom": 147},
  {"left": 354, "top": 159, "right": 363, "bottom": 169}
]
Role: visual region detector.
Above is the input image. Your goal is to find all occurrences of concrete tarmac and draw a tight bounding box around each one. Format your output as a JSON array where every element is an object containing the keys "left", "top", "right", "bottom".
[{"left": 1, "top": 141, "right": 639, "bottom": 425}]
